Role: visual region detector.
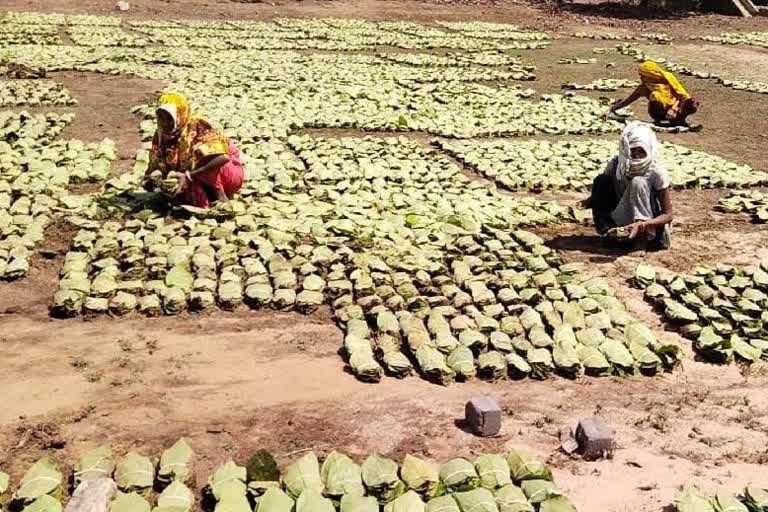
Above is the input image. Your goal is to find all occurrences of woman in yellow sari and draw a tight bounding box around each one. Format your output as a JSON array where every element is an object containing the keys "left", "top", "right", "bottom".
[
  {"left": 609, "top": 61, "right": 700, "bottom": 127},
  {"left": 143, "top": 92, "right": 244, "bottom": 208}
]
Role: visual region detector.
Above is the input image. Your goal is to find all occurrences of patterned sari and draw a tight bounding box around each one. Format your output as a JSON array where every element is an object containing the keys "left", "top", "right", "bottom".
[{"left": 147, "top": 92, "right": 243, "bottom": 207}]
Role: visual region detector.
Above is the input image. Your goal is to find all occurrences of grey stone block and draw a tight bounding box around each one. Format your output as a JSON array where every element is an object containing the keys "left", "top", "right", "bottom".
[
  {"left": 65, "top": 478, "right": 116, "bottom": 512},
  {"left": 575, "top": 416, "right": 614, "bottom": 460},
  {"left": 465, "top": 395, "right": 501, "bottom": 437}
]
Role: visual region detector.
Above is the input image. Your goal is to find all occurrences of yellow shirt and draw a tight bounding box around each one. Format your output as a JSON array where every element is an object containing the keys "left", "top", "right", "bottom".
[{"left": 638, "top": 61, "right": 690, "bottom": 108}]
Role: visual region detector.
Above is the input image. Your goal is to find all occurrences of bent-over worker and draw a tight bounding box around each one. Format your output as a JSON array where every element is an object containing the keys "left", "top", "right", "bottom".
[
  {"left": 143, "top": 92, "right": 244, "bottom": 208},
  {"left": 583, "top": 121, "right": 674, "bottom": 251},
  {"left": 608, "top": 61, "right": 700, "bottom": 127}
]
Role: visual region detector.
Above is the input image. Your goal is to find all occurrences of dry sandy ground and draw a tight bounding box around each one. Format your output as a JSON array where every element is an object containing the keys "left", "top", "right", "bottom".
[
  {"left": 6, "top": 0, "right": 768, "bottom": 32},
  {"left": 2, "top": 2, "right": 768, "bottom": 511}
]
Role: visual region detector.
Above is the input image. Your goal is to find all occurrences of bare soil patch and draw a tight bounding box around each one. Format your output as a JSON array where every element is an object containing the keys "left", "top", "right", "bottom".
[
  {"left": 2, "top": 0, "right": 768, "bottom": 36},
  {"left": 54, "top": 71, "right": 163, "bottom": 174},
  {"left": 0, "top": 219, "right": 75, "bottom": 316},
  {"left": 637, "top": 42, "right": 768, "bottom": 83}
]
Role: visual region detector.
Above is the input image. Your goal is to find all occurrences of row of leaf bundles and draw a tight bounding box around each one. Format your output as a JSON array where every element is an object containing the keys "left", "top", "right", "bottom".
[
  {"left": 50, "top": 217, "right": 325, "bottom": 317},
  {"left": 717, "top": 77, "right": 768, "bottom": 95},
  {"left": 0, "top": 30, "right": 61, "bottom": 45},
  {"left": 0, "top": 194, "right": 49, "bottom": 280},
  {"left": 109, "top": 439, "right": 196, "bottom": 512},
  {"left": 0, "top": 440, "right": 195, "bottom": 512},
  {"left": 0, "top": 138, "right": 117, "bottom": 191},
  {"left": 0, "top": 80, "right": 77, "bottom": 107},
  {"left": 634, "top": 262, "right": 768, "bottom": 364},
  {"left": 206, "top": 448, "right": 574, "bottom": 512},
  {"left": 335, "top": 237, "right": 680, "bottom": 384},
  {"left": 561, "top": 79, "right": 638, "bottom": 92},
  {"left": 66, "top": 26, "right": 149, "bottom": 48},
  {"left": 0, "top": 136, "right": 116, "bottom": 282},
  {"left": 345, "top": 301, "right": 679, "bottom": 384},
  {"left": 0, "top": 111, "right": 74, "bottom": 148},
  {"left": 375, "top": 51, "right": 532, "bottom": 70},
  {"left": 113, "top": 22, "right": 539, "bottom": 52},
  {"left": 0, "top": 457, "right": 64, "bottom": 512},
  {"left": 674, "top": 484, "right": 768, "bottom": 512},
  {"left": 716, "top": 190, "right": 768, "bottom": 224},
  {"left": 436, "top": 138, "right": 766, "bottom": 193},
  {"left": 694, "top": 31, "right": 768, "bottom": 48}
]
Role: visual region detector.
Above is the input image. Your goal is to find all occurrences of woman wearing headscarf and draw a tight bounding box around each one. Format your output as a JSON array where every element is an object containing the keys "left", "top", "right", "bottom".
[
  {"left": 608, "top": 61, "right": 700, "bottom": 127},
  {"left": 143, "top": 92, "right": 244, "bottom": 208},
  {"left": 583, "top": 121, "right": 674, "bottom": 250}
]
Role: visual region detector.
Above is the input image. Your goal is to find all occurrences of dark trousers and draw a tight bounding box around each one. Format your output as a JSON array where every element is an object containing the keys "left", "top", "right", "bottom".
[{"left": 589, "top": 174, "right": 620, "bottom": 235}]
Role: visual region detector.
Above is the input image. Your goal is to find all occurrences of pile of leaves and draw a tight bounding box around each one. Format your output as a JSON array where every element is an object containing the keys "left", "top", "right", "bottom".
[
  {"left": 67, "top": 26, "right": 148, "bottom": 48},
  {"left": 571, "top": 32, "right": 672, "bottom": 43},
  {"left": 0, "top": 24, "right": 61, "bottom": 45},
  {"left": 0, "top": 111, "right": 116, "bottom": 280},
  {"left": 436, "top": 21, "right": 549, "bottom": 43},
  {"left": 0, "top": 79, "right": 76, "bottom": 106},
  {"left": 633, "top": 263, "right": 768, "bottom": 365},
  {"left": 694, "top": 31, "right": 768, "bottom": 50},
  {"left": 674, "top": 484, "right": 768, "bottom": 512},
  {"left": 562, "top": 79, "right": 638, "bottom": 91},
  {"left": 377, "top": 52, "right": 536, "bottom": 80},
  {"left": 571, "top": 32, "right": 635, "bottom": 41},
  {"left": 124, "top": 17, "right": 551, "bottom": 52},
  {"left": 557, "top": 57, "right": 598, "bottom": 65},
  {"left": 716, "top": 190, "right": 768, "bottom": 223},
  {"left": 0, "top": 12, "right": 627, "bottom": 140},
  {"left": 437, "top": 138, "right": 764, "bottom": 193}
]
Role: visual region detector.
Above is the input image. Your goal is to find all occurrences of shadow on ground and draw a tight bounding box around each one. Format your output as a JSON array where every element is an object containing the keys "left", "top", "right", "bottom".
[
  {"left": 537, "top": 0, "right": 710, "bottom": 21},
  {"left": 545, "top": 233, "right": 646, "bottom": 263}
]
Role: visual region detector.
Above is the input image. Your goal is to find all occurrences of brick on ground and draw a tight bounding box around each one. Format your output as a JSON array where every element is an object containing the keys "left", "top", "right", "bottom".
[
  {"left": 465, "top": 396, "right": 502, "bottom": 437},
  {"left": 575, "top": 416, "right": 614, "bottom": 460}
]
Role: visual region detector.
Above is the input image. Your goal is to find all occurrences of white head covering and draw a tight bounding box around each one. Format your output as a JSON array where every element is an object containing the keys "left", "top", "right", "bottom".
[{"left": 617, "top": 121, "right": 659, "bottom": 178}]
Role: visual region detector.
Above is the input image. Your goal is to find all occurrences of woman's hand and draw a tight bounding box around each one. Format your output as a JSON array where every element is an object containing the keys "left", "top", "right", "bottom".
[
  {"left": 667, "top": 100, "right": 681, "bottom": 121},
  {"left": 173, "top": 172, "right": 189, "bottom": 197},
  {"left": 627, "top": 221, "right": 649, "bottom": 239},
  {"left": 603, "top": 100, "right": 623, "bottom": 120}
]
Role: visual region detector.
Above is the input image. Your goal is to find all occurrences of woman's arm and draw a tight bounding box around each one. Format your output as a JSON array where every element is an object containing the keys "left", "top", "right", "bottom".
[
  {"left": 628, "top": 188, "right": 673, "bottom": 238},
  {"left": 609, "top": 85, "right": 648, "bottom": 113},
  {"left": 189, "top": 154, "right": 230, "bottom": 178},
  {"left": 644, "top": 187, "right": 674, "bottom": 227},
  {"left": 174, "top": 154, "right": 231, "bottom": 198}
]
